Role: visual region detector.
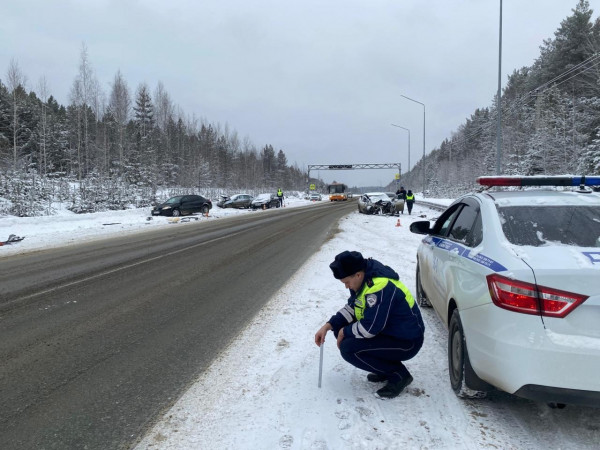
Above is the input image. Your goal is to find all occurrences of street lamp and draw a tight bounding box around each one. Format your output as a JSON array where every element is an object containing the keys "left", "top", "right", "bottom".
[
  {"left": 496, "top": 0, "right": 503, "bottom": 175},
  {"left": 401, "top": 95, "right": 426, "bottom": 195},
  {"left": 390, "top": 124, "right": 410, "bottom": 177}
]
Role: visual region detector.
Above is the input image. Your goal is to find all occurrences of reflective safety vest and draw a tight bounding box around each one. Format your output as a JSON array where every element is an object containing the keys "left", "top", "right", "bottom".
[
  {"left": 277, "top": 189, "right": 283, "bottom": 197},
  {"left": 354, "top": 277, "right": 415, "bottom": 320},
  {"left": 406, "top": 193, "right": 414, "bottom": 201}
]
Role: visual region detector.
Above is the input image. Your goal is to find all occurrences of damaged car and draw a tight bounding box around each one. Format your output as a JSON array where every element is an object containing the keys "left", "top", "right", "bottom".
[
  {"left": 216, "top": 193, "right": 254, "bottom": 209},
  {"left": 357, "top": 192, "right": 403, "bottom": 215}
]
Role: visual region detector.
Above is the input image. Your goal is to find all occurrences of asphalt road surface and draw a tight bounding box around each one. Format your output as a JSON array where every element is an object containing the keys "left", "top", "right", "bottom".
[{"left": 0, "top": 201, "right": 356, "bottom": 449}]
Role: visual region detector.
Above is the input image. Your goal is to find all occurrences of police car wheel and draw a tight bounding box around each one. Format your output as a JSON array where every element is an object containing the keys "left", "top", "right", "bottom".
[{"left": 448, "top": 310, "right": 488, "bottom": 399}]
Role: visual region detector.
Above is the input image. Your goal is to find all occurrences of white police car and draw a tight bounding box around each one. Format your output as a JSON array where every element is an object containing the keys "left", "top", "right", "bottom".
[{"left": 410, "top": 176, "right": 600, "bottom": 407}]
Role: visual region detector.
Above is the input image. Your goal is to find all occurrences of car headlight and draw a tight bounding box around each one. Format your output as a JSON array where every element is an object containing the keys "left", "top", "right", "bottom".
[{"left": 161, "top": 206, "right": 172, "bottom": 210}]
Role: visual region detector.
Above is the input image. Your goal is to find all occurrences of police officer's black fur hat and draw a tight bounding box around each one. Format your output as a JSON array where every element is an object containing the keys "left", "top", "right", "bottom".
[{"left": 329, "top": 250, "right": 366, "bottom": 279}]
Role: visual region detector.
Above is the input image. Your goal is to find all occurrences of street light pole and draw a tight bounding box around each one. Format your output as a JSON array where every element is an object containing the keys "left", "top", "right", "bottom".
[
  {"left": 496, "top": 0, "right": 503, "bottom": 175},
  {"left": 401, "top": 95, "right": 426, "bottom": 195},
  {"left": 391, "top": 124, "right": 410, "bottom": 178}
]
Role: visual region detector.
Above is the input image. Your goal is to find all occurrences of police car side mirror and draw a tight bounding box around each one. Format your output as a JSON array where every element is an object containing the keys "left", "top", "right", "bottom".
[{"left": 410, "top": 221, "right": 431, "bottom": 235}]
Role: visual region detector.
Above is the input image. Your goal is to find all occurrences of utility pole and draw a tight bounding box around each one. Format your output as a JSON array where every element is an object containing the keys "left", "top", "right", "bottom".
[
  {"left": 401, "top": 95, "right": 426, "bottom": 194},
  {"left": 496, "top": 0, "right": 503, "bottom": 175},
  {"left": 391, "top": 124, "right": 410, "bottom": 176}
]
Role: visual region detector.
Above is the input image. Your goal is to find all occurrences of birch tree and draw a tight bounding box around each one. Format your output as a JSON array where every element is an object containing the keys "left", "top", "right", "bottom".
[
  {"left": 37, "top": 76, "right": 50, "bottom": 175},
  {"left": 69, "top": 76, "right": 83, "bottom": 179}
]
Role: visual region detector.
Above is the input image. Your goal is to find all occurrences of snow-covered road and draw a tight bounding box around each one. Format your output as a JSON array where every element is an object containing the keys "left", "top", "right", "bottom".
[{"left": 133, "top": 203, "right": 600, "bottom": 450}]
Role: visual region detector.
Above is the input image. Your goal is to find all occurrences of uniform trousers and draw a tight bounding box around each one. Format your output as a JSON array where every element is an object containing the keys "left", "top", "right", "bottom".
[{"left": 338, "top": 333, "right": 423, "bottom": 383}]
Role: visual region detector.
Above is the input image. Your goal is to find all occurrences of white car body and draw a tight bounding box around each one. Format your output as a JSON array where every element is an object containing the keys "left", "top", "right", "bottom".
[{"left": 412, "top": 185, "right": 600, "bottom": 407}]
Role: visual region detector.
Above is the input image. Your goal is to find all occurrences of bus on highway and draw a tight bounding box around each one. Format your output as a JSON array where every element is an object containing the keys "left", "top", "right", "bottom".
[{"left": 327, "top": 182, "right": 348, "bottom": 201}]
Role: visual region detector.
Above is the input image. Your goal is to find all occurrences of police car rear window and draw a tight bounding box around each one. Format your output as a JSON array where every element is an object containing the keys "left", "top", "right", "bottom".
[{"left": 498, "top": 205, "right": 600, "bottom": 247}]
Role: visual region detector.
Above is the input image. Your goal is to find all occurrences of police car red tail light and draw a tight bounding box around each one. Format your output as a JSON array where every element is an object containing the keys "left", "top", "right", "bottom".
[{"left": 486, "top": 274, "right": 588, "bottom": 318}]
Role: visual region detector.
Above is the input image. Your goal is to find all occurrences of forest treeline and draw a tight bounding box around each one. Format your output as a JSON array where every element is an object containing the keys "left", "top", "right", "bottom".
[
  {"left": 0, "top": 43, "right": 310, "bottom": 215},
  {"left": 2, "top": 1, "right": 600, "bottom": 216},
  {"left": 402, "top": 0, "right": 600, "bottom": 197}
]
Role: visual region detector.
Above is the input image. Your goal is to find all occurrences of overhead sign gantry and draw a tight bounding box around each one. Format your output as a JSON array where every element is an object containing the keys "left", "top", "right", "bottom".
[{"left": 307, "top": 163, "right": 402, "bottom": 186}]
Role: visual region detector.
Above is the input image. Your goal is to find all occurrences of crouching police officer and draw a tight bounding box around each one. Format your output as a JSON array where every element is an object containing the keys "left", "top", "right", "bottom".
[{"left": 314, "top": 251, "right": 425, "bottom": 399}]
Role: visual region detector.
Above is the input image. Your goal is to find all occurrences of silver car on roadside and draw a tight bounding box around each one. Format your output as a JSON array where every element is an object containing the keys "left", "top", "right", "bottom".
[{"left": 357, "top": 192, "right": 404, "bottom": 215}]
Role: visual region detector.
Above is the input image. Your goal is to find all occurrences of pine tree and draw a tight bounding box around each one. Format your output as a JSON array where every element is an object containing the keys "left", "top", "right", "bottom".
[
  {"left": 0, "top": 80, "right": 12, "bottom": 163},
  {"left": 276, "top": 149, "right": 288, "bottom": 187},
  {"left": 261, "top": 144, "right": 276, "bottom": 186},
  {"left": 131, "top": 83, "right": 155, "bottom": 186}
]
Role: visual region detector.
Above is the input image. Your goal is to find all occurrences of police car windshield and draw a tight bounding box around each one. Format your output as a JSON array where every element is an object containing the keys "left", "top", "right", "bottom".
[{"left": 498, "top": 205, "right": 600, "bottom": 247}]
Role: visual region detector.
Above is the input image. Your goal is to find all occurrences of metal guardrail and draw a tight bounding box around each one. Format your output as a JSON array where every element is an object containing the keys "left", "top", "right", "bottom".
[{"left": 417, "top": 200, "right": 448, "bottom": 212}]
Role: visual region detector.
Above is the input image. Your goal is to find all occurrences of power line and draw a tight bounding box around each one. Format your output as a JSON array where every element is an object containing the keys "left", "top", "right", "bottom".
[{"left": 448, "top": 54, "right": 600, "bottom": 147}]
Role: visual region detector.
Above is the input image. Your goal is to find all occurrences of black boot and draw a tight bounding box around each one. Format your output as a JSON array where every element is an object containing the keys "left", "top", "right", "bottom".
[
  {"left": 367, "top": 373, "right": 387, "bottom": 383},
  {"left": 375, "top": 375, "right": 413, "bottom": 399}
]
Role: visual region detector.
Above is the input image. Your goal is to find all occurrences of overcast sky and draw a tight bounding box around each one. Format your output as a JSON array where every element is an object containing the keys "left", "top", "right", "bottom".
[{"left": 2, "top": 0, "right": 586, "bottom": 187}]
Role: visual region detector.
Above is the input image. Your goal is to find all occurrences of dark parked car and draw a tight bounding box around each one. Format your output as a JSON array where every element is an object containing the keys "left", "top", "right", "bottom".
[
  {"left": 216, "top": 193, "right": 254, "bottom": 209},
  {"left": 251, "top": 193, "right": 280, "bottom": 209},
  {"left": 151, "top": 195, "right": 212, "bottom": 217}
]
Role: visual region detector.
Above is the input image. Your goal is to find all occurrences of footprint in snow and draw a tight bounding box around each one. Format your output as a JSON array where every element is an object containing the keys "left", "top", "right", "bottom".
[{"left": 279, "top": 434, "right": 293, "bottom": 448}]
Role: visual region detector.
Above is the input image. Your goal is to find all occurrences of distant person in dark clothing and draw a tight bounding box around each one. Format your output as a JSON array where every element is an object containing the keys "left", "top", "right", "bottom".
[
  {"left": 406, "top": 190, "right": 415, "bottom": 214},
  {"left": 396, "top": 186, "right": 407, "bottom": 200}
]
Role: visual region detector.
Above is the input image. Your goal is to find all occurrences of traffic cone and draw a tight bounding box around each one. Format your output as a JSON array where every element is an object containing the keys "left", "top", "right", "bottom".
[{"left": 396, "top": 218, "right": 402, "bottom": 227}]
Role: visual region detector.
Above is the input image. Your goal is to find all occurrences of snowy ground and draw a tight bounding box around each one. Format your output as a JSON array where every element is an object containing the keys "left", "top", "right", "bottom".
[
  {"left": 0, "top": 197, "right": 309, "bottom": 256},
  {"left": 2, "top": 197, "right": 599, "bottom": 449}
]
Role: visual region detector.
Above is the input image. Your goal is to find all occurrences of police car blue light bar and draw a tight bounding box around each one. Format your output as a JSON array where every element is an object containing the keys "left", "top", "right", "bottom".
[{"left": 477, "top": 175, "right": 600, "bottom": 187}]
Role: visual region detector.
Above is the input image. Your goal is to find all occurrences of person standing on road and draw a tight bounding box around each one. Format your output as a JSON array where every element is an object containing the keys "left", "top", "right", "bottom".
[
  {"left": 277, "top": 188, "right": 284, "bottom": 207},
  {"left": 396, "top": 186, "right": 407, "bottom": 200},
  {"left": 406, "top": 190, "right": 415, "bottom": 215},
  {"left": 314, "top": 251, "right": 425, "bottom": 399}
]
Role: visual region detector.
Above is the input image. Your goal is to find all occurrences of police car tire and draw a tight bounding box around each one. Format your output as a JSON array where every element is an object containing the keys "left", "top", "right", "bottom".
[
  {"left": 415, "top": 264, "right": 432, "bottom": 308},
  {"left": 448, "top": 310, "right": 488, "bottom": 399}
]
